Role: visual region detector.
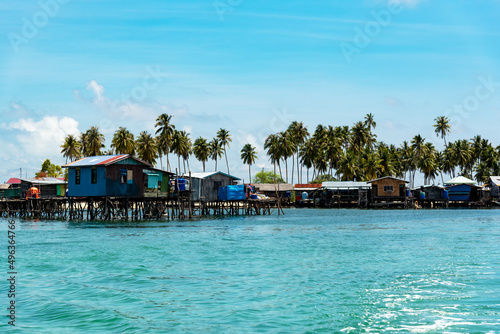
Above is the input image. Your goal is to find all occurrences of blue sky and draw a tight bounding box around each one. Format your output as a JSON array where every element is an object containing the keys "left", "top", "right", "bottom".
[{"left": 1, "top": 0, "right": 499, "bottom": 182}]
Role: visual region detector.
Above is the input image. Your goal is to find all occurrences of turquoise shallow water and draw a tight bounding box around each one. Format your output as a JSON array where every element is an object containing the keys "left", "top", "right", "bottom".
[{"left": 1, "top": 209, "right": 500, "bottom": 333}]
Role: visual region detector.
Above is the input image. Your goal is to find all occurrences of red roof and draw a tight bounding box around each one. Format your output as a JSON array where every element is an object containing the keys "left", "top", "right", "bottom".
[{"left": 7, "top": 178, "right": 21, "bottom": 184}]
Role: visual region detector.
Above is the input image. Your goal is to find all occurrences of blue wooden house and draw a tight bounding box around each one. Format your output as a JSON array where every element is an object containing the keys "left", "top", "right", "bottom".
[
  {"left": 444, "top": 176, "right": 479, "bottom": 202},
  {"left": 63, "top": 155, "right": 173, "bottom": 197}
]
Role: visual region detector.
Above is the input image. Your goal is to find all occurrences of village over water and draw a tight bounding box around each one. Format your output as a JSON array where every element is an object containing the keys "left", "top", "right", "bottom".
[{"left": 1, "top": 114, "right": 500, "bottom": 219}]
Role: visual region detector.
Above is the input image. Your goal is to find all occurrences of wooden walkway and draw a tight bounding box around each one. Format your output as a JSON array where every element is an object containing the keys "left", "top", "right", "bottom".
[{"left": 0, "top": 197, "right": 279, "bottom": 221}]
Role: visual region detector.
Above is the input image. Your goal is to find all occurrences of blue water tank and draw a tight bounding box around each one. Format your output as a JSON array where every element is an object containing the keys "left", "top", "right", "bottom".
[
  {"left": 302, "top": 191, "right": 308, "bottom": 200},
  {"left": 419, "top": 192, "right": 426, "bottom": 200},
  {"left": 442, "top": 189, "right": 449, "bottom": 199},
  {"left": 405, "top": 189, "right": 410, "bottom": 197},
  {"left": 176, "top": 178, "right": 186, "bottom": 191}
]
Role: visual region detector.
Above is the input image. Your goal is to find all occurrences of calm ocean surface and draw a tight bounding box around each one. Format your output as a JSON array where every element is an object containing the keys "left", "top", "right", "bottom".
[{"left": 1, "top": 209, "right": 500, "bottom": 333}]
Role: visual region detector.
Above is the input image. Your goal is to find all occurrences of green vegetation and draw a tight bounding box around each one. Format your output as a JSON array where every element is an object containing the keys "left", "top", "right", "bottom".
[
  {"left": 253, "top": 169, "right": 285, "bottom": 184},
  {"left": 310, "top": 174, "right": 336, "bottom": 184},
  {"left": 36, "top": 159, "right": 63, "bottom": 178},
  {"left": 60, "top": 113, "right": 500, "bottom": 185},
  {"left": 240, "top": 144, "right": 257, "bottom": 183}
]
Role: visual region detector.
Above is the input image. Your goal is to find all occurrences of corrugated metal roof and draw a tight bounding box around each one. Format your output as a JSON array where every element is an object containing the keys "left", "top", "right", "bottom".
[
  {"left": 489, "top": 176, "right": 500, "bottom": 186},
  {"left": 6, "top": 178, "right": 21, "bottom": 184},
  {"left": 20, "top": 177, "right": 67, "bottom": 185},
  {"left": 367, "top": 176, "right": 409, "bottom": 183},
  {"left": 62, "top": 155, "right": 153, "bottom": 168},
  {"left": 254, "top": 184, "right": 294, "bottom": 192},
  {"left": 444, "top": 176, "right": 475, "bottom": 185},
  {"left": 410, "top": 185, "right": 445, "bottom": 190},
  {"left": 182, "top": 171, "right": 240, "bottom": 180},
  {"left": 0, "top": 184, "right": 10, "bottom": 190},
  {"left": 322, "top": 181, "right": 370, "bottom": 189},
  {"left": 63, "top": 155, "right": 128, "bottom": 167}
]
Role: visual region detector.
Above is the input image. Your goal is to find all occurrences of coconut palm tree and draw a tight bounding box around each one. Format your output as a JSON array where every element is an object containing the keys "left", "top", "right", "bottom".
[
  {"left": 474, "top": 162, "right": 491, "bottom": 184},
  {"left": 364, "top": 113, "right": 376, "bottom": 131},
  {"left": 400, "top": 141, "right": 415, "bottom": 185},
  {"left": 241, "top": 144, "right": 258, "bottom": 183},
  {"left": 79, "top": 132, "right": 89, "bottom": 157},
  {"left": 264, "top": 134, "right": 281, "bottom": 182},
  {"left": 84, "top": 126, "right": 105, "bottom": 156},
  {"left": 61, "top": 134, "right": 81, "bottom": 163},
  {"left": 433, "top": 116, "right": 451, "bottom": 147},
  {"left": 377, "top": 143, "right": 395, "bottom": 177},
  {"left": 155, "top": 113, "right": 175, "bottom": 171},
  {"left": 419, "top": 142, "right": 438, "bottom": 185},
  {"left": 288, "top": 121, "right": 309, "bottom": 184},
  {"left": 350, "top": 121, "right": 370, "bottom": 152},
  {"left": 337, "top": 151, "right": 361, "bottom": 181},
  {"left": 111, "top": 127, "right": 135, "bottom": 155},
  {"left": 179, "top": 131, "right": 192, "bottom": 174},
  {"left": 278, "top": 131, "right": 295, "bottom": 183},
  {"left": 325, "top": 127, "right": 343, "bottom": 178},
  {"left": 361, "top": 148, "right": 382, "bottom": 180},
  {"left": 299, "top": 138, "right": 315, "bottom": 183},
  {"left": 193, "top": 137, "right": 211, "bottom": 172},
  {"left": 171, "top": 130, "right": 191, "bottom": 174},
  {"left": 216, "top": 128, "right": 232, "bottom": 174},
  {"left": 135, "top": 131, "right": 158, "bottom": 165},
  {"left": 441, "top": 144, "right": 456, "bottom": 179},
  {"left": 452, "top": 139, "right": 473, "bottom": 177},
  {"left": 209, "top": 139, "right": 223, "bottom": 171}
]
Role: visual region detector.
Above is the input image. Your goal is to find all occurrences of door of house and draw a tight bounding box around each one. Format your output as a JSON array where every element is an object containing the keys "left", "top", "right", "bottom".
[
  {"left": 372, "top": 185, "right": 378, "bottom": 197},
  {"left": 399, "top": 184, "right": 405, "bottom": 197}
]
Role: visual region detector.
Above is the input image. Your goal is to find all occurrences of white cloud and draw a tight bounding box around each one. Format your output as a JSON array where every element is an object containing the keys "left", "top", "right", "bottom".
[
  {"left": 6, "top": 115, "right": 80, "bottom": 162},
  {"left": 86, "top": 80, "right": 105, "bottom": 103},
  {"left": 74, "top": 80, "right": 190, "bottom": 136}
]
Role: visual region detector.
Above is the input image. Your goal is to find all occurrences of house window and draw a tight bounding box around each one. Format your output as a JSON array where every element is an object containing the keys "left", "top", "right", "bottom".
[
  {"left": 120, "top": 169, "right": 127, "bottom": 183},
  {"left": 91, "top": 167, "right": 97, "bottom": 184},
  {"left": 384, "top": 185, "right": 394, "bottom": 192},
  {"left": 127, "top": 170, "right": 133, "bottom": 184},
  {"left": 75, "top": 168, "right": 81, "bottom": 185}
]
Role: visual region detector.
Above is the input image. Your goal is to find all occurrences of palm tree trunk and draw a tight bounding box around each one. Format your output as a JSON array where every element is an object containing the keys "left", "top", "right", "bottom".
[
  {"left": 307, "top": 168, "right": 309, "bottom": 184},
  {"left": 297, "top": 155, "right": 300, "bottom": 184},
  {"left": 249, "top": 165, "right": 251, "bottom": 184},
  {"left": 202, "top": 161, "right": 206, "bottom": 172},
  {"left": 166, "top": 150, "right": 171, "bottom": 171},
  {"left": 273, "top": 162, "right": 277, "bottom": 183},
  {"left": 291, "top": 154, "right": 294, "bottom": 185},
  {"left": 278, "top": 162, "right": 283, "bottom": 180},
  {"left": 178, "top": 155, "right": 181, "bottom": 176},
  {"left": 285, "top": 159, "right": 288, "bottom": 183},
  {"left": 186, "top": 158, "right": 190, "bottom": 173},
  {"left": 224, "top": 147, "right": 229, "bottom": 174}
]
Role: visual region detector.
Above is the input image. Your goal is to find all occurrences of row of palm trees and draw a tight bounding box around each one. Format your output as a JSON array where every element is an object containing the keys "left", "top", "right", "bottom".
[
  {"left": 262, "top": 114, "right": 500, "bottom": 186},
  {"left": 61, "top": 113, "right": 500, "bottom": 185},
  {"left": 61, "top": 114, "right": 259, "bottom": 180}
]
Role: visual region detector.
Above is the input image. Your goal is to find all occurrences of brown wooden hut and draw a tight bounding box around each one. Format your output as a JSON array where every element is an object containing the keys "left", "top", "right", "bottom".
[{"left": 368, "top": 176, "right": 408, "bottom": 199}]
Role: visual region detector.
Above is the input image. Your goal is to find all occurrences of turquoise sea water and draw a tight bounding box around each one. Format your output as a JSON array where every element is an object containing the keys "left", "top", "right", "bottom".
[{"left": 1, "top": 209, "right": 500, "bottom": 333}]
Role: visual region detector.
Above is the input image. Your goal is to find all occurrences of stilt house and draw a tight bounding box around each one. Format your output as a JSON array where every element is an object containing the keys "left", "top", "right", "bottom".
[{"left": 63, "top": 155, "right": 173, "bottom": 197}]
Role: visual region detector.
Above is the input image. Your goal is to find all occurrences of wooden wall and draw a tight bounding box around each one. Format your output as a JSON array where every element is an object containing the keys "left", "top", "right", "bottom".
[{"left": 371, "top": 179, "right": 406, "bottom": 197}]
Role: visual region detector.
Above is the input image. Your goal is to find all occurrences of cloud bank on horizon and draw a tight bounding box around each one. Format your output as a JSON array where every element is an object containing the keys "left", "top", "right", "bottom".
[{"left": 0, "top": 0, "right": 499, "bottom": 181}]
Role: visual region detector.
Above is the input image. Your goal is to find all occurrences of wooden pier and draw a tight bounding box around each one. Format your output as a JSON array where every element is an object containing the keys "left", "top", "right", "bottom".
[{"left": 0, "top": 196, "right": 279, "bottom": 221}]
